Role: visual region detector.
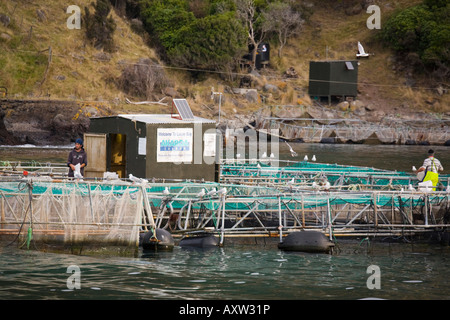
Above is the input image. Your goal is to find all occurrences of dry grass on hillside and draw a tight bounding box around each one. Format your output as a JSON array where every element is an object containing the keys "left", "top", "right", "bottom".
[
  {"left": 0, "top": 0, "right": 448, "bottom": 119},
  {"left": 0, "top": 0, "right": 162, "bottom": 110}
]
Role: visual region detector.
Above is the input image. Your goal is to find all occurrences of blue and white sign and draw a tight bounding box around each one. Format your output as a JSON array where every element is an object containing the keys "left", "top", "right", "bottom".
[{"left": 157, "top": 128, "right": 193, "bottom": 163}]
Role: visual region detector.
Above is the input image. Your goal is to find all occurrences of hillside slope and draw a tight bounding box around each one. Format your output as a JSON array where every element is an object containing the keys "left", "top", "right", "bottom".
[
  {"left": 0, "top": 0, "right": 448, "bottom": 133},
  {"left": 265, "top": 0, "right": 448, "bottom": 117},
  {"left": 0, "top": 0, "right": 165, "bottom": 110}
]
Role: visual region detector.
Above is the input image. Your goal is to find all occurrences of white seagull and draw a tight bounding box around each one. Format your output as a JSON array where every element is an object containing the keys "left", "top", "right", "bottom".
[
  {"left": 284, "top": 141, "right": 298, "bottom": 157},
  {"left": 356, "top": 41, "right": 370, "bottom": 58},
  {"left": 206, "top": 188, "right": 217, "bottom": 196},
  {"left": 196, "top": 188, "right": 206, "bottom": 198},
  {"left": 129, "top": 174, "right": 139, "bottom": 182}
]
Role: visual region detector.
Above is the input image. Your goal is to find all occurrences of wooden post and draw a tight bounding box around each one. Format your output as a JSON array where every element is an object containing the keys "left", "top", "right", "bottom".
[
  {"left": 373, "top": 192, "right": 378, "bottom": 228},
  {"left": 327, "top": 198, "right": 332, "bottom": 241},
  {"left": 391, "top": 195, "right": 394, "bottom": 224},
  {"left": 38, "top": 46, "right": 52, "bottom": 89},
  {"left": 140, "top": 186, "right": 155, "bottom": 231},
  {"left": 409, "top": 196, "right": 413, "bottom": 225},
  {"left": 301, "top": 194, "right": 305, "bottom": 228},
  {"left": 278, "top": 196, "right": 283, "bottom": 242},
  {"left": 1, "top": 195, "right": 4, "bottom": 229},
  {"left": 220, "top": 195, "right": 226, "bottom": 246}
]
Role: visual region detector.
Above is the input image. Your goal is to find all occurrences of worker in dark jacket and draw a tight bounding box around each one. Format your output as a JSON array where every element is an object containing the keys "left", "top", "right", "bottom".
[{"left": 67, "top": 138, "right": 87, "bottom": 178}]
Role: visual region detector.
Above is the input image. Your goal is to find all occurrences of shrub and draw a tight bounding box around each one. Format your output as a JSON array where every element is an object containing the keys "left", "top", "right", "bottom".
[
  {"left": 84, "top": 0, "right": 116, "bottom": 52},
  {"left": 380, "top": 1, "right": 449, "bottom": 79},
  {"left": 140, "top": 0, "right": 246, "bottom": 71},
  {"left": 168, "top": 12, "right": 247, "bottom": 70},
  {"left": 118, "top": 58, "right": 171, "bottom": 100}
]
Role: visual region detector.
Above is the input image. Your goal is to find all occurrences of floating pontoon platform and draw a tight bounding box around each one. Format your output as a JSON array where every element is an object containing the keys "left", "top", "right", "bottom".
[{"left": 0, "top": 160, "right": 449, "bottom": 255}]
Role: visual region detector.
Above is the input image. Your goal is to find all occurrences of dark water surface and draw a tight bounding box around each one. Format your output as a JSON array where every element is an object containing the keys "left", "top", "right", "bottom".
[{"left": 1, "top": 243, "right": 449, "bottom": 300}]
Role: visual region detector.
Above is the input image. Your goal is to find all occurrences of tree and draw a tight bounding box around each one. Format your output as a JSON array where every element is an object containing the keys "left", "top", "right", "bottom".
[
  {"left": 380, "top": 2, "right": 449, "bottom": 80},
  {"left": 235, "top": 0, "right": 268, "bottom": 70},
  {"left": 169, "top": 12, "right": 247, "bottom": 71},
  {"left": 140, "top": 0, "right": 195, "bottom": 57},
  {"left": 262, "top": 2, "right": 304, "bottom": 58},
  {"left": 140, "top": 0, "right": 247, "bottom": 72}
]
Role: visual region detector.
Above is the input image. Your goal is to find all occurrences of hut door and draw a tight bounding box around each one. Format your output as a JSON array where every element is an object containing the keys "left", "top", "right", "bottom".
[
  {"left": 83, "top": 133, "right": 107, "bottom": 178},
  {"left": 110, "top": 133, "right": 126, "bottom": 178}
]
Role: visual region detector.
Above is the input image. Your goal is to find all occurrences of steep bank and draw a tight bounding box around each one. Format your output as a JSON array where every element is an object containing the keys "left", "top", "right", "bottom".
[{"left": 0, "top": 0, "right": 448, "bottom": 146}]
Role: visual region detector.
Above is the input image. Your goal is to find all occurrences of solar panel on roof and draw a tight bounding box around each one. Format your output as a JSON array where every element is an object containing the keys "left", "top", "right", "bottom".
[
  {"left": 173, "top": 99, "right": 195, "bottom": 120},
  {"left": 345, "top": 61, "right": 354, "bottom": 70}
]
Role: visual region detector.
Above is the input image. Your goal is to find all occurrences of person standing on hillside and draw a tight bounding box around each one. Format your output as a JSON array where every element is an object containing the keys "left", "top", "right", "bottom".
[{"left": 67, "top": 138, "right": 87, "bottom": 178}]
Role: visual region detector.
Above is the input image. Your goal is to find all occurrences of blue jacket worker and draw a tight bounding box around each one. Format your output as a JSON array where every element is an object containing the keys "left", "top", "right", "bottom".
[{"left": 67, "top": 138, "right": 88, "bottom": 178}]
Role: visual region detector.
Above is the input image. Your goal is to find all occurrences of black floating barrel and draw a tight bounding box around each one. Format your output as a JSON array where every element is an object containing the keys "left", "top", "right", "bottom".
[
  {"left": 278, "top": 231, "right": 335, "bottom": 253},
  {"left": 141, "top": 228, "right": 174, "bottom": 252},
  {"left": 179, "top": 233, "right": 219, "bottom": 248}
]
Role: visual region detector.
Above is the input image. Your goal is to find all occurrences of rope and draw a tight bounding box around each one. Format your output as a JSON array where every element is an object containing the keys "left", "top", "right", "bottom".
[
  {"left": 26, "top": 180, "right": 33, "bottom": 249},
  {"left": 3, "top": 180, "right": 34, "bottom": 249}
]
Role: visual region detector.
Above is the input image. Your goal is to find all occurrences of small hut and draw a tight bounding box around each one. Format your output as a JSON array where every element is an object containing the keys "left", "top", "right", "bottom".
[
  {"left": 308, "top": 60, "right": 358, "bottom": 104},
  {"left": 85, "top": 99, "right": 218, "bottom": 182}
]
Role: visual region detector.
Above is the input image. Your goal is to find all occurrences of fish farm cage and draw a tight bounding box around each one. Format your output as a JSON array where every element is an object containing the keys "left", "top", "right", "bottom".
[
  {"left": 0, "top": 162, "right": 449, "bottom": 253},
  {"left": 219, "top": 159, "right": 450, "bottom": 191}
]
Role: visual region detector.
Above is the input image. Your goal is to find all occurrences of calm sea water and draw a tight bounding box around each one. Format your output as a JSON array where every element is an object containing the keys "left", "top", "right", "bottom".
[
  {"left": 0, "top": 143, "right": 449, "bottom": 173},
  {"left": 0, "top": 243, "right": 449, "bottom": 300},
  {"left": 0, "top": 143, "right": 449, "bottom": 302}
]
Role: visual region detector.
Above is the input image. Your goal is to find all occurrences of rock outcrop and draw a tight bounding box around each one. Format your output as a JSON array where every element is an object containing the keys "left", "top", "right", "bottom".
[{"left": 0, "top": 99, "right": 113, "bottom": 145}]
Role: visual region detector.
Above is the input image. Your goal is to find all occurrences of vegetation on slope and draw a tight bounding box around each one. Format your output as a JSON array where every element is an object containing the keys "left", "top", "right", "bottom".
[
  {"left": 0, "top": 0, "right": 448, "bottom": 121},
  {"left": 380, "top": 0, "right": 449, "bottom": 82}
]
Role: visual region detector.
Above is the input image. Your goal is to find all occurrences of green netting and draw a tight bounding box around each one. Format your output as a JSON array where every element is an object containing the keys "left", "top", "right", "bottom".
[
  {"left": 0, "top": 180, "right": 143, "bottom": 247},
  {"left": 1, "top": 179, "right": 449, "bottom": 241},
  {"left": 1, "top": 179, "right": 448, "bottom": 208},
  {"left": 1, "top": 159, "right": 449, "bottom": 218},
  {"left": 220, "top": 161, "right": 449, "bottom": 188},
  {"left": 184, "top": 193, "right": 445, "bottom": 211},
  {"left": 0, "top": 180, "right": 139, "bottom": 196}
]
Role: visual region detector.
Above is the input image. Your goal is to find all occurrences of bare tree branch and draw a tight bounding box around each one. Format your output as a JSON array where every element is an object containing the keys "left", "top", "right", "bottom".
[
  {"left": 262, "top": 2, "right": 304, "bottom": 58},
  {"left": 235, "top": 0, "right": 268, "bottom": 70}
]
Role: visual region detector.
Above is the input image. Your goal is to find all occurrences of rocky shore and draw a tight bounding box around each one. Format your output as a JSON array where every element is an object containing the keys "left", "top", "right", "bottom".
[
  {"left": 0, "top": 99, "right": 113, "bottom": 146},
  {"left": 220, "top": 102, "right": 450, "bottom": 146},
  {"left": 1, "top": 98, "right": 449, "bottom": 146}
]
